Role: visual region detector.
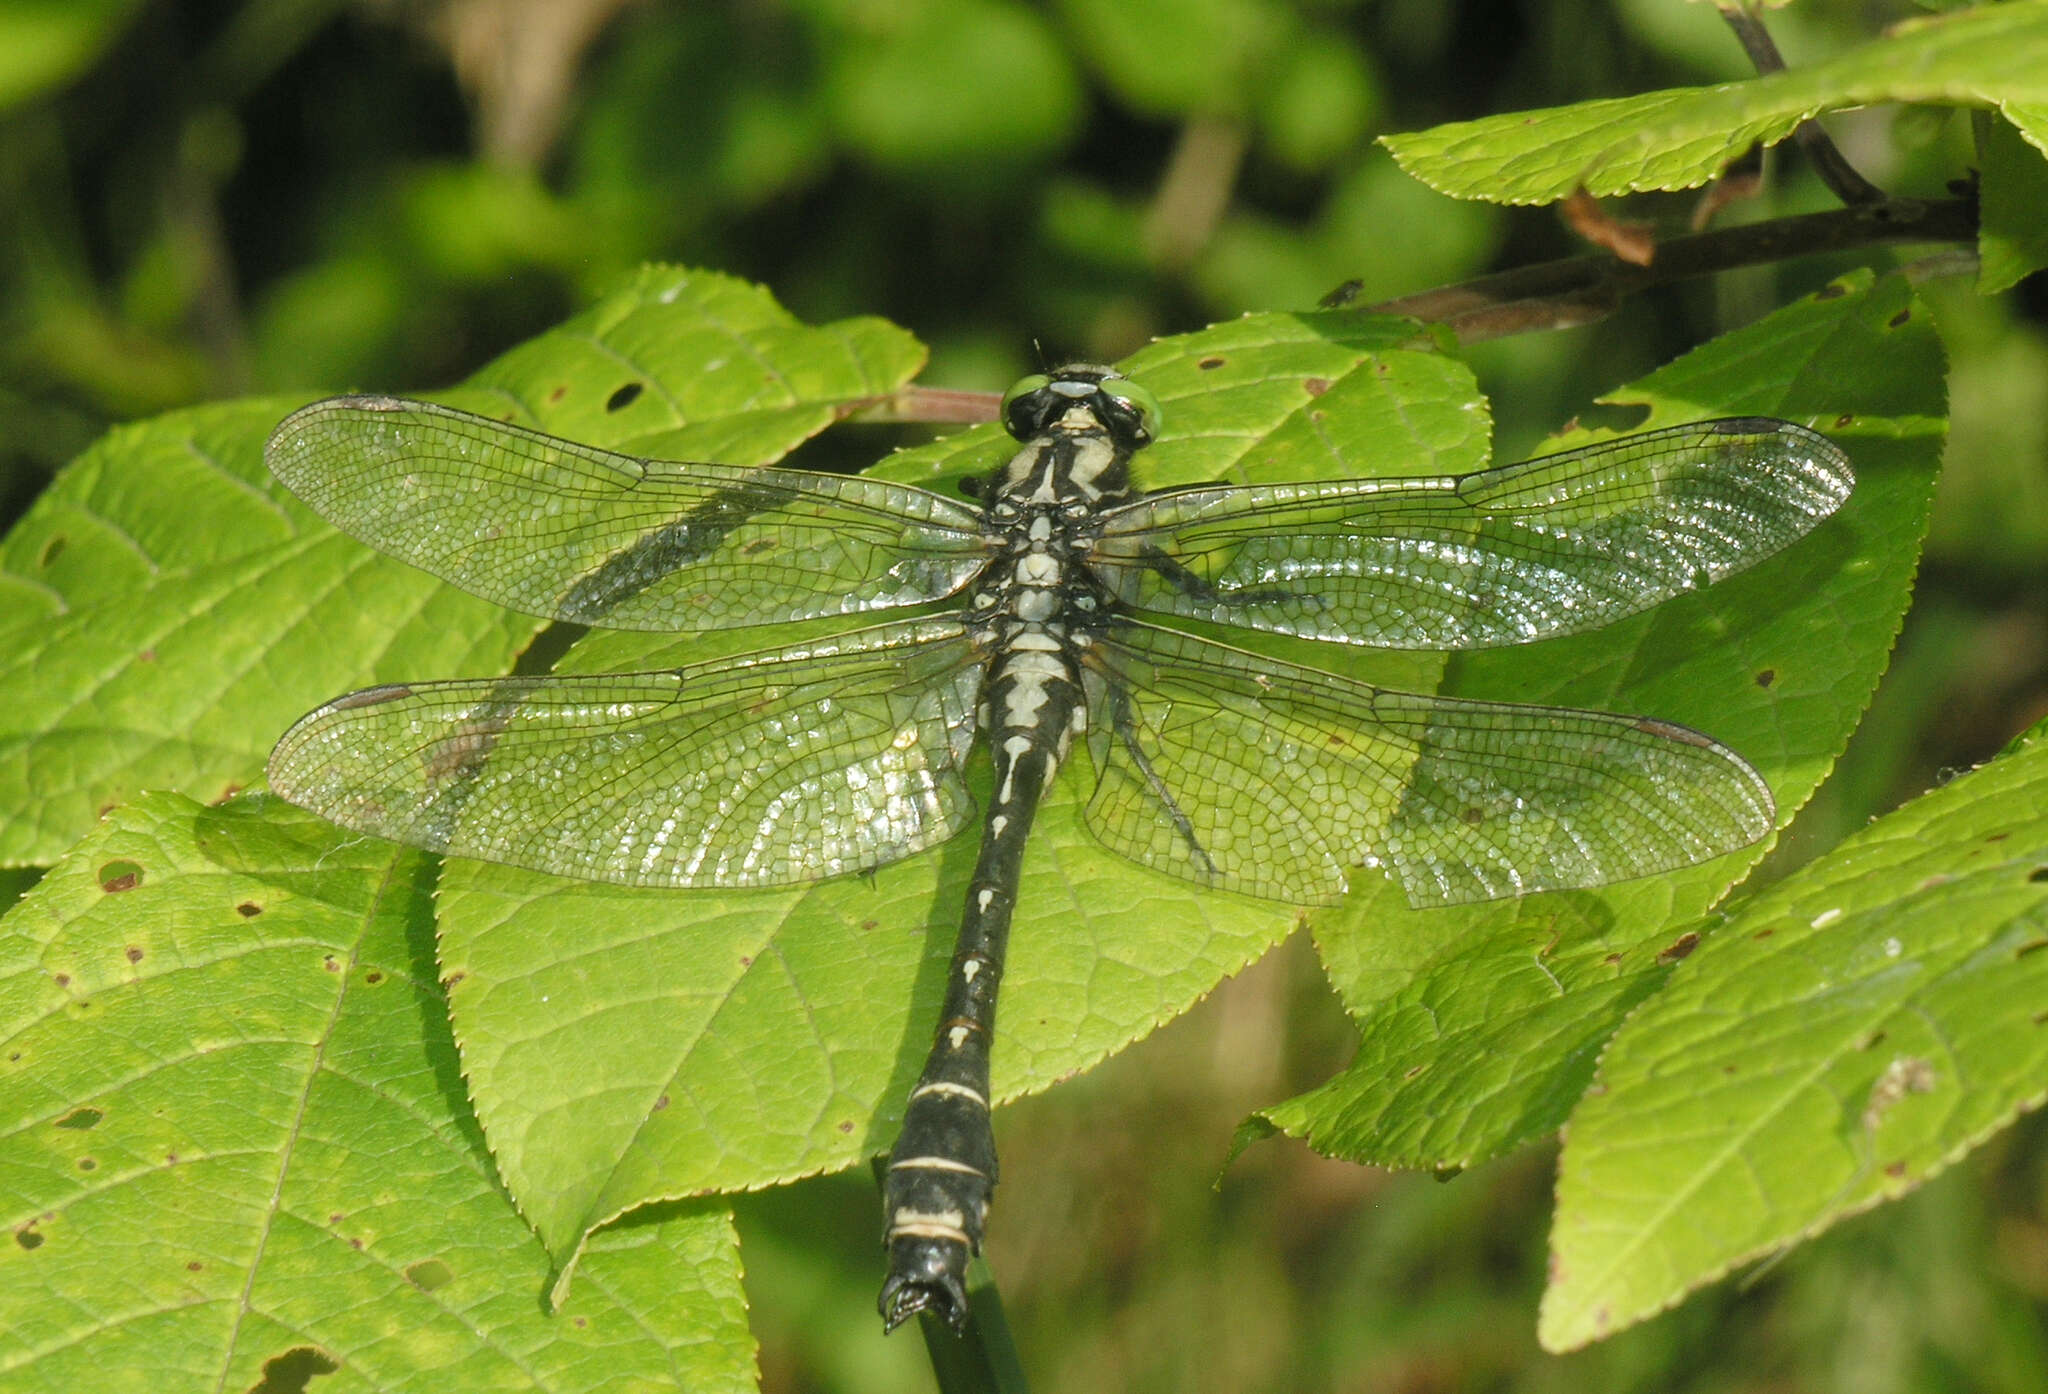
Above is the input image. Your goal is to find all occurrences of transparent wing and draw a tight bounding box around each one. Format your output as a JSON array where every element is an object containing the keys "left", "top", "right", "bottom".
[
  {"left": 1082, "top": 622, "right": 1773, "bottom": 908},
  {"left": 268, "top": 396, "right": 991, "bottom": 631},
  {"left": 1090, "top": 418, "right": 1852, "bottom": 648},
  {"left": 267, "top": 618, "right": 985, "bottom": 888}
]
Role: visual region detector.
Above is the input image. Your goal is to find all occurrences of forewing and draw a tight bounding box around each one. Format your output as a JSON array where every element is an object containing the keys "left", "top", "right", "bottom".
[
  {"left": 1090, "top": 418, "right": 1852, "bottom": 648},
  {"left": 268, "top": 396, "right": 990, "bottom": 631},
  {"left": 267, "top": 618, "right": 985, "bottom": 888},
  {"left": 1083, "top": 623, "right": 1773, "bottom": 908}
]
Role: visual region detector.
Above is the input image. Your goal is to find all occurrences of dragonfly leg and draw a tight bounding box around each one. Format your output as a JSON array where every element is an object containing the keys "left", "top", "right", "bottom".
[
  {"left": 1136, "top": 542, "right": 1306, "bottom": 608},
  {"left": 1103, "top": 680, "right": 1218, "bottom": 877}
]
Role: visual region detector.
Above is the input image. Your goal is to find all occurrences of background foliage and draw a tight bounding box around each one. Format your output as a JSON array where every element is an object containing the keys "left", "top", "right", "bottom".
[{"left": 2, "top": 1, "right": 2045, "bottom": 1392}]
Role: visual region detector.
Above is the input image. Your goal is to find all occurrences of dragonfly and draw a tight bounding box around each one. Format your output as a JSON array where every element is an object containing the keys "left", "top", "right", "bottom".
[{"left": 264, "top": 364, "right": 1853, "bottom": 1332}]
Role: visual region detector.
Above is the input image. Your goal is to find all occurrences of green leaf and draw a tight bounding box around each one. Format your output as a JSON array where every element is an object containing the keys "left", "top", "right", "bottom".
[
  {"left": 1243, "top": 269, "right": 1943, "bottom": 1170},
  {"left": 1978, "top": 107, "right": 2048, "bottom": 294},
  {"left": 0, "top": 792, "right": 755, "bottom": 1391},
  {"left": 0, "top": 397, "right": 536, "bottom": 871},
  {"left": 1381, "top": 1, "right": 2048, "bottom": 203},
  {"left": 1539, "top": 720, "right": 2048, "bottom": 1351},
  {"left": 0, "top": 266, "right": 925, "bottom": 869},
  {"left": 442, "top": 309, "right": 1490, "bottom": 1279}
]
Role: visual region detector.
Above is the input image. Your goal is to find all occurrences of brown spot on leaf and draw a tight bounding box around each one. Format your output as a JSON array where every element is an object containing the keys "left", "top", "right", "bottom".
[
  {"left": 1888, "top": 309, "right": 1911, "bottom": 328},
  {"left": 237, "top": 902, "right": 263, "bottom": 918},
  {"left": 1815, "top": 283, "right": 1847, "bottom": 301},
  {"left": 1834, "top": 413, "right": 1855, "bottom": 429},
  {"left": 1198, "top": 356, "right": 1225, "bottom": 370},
  {"left": 76, "top": 1158, "right": 95, "bottom": 1171},
  {"left": 1754, "top": 669, "right": 1775, "bottom": 688},
  {"left": 1303, "top": 377, "right": 1330, "bottom": 397},
  {"left": 99, "top": 861, "right": 144, "bottom": 893},
  {"left": 362, "top": 971, "right": 383, "bottom": 985},
  {"left": 1657, "top": 932, "right": 1700, "bottom": 964},
  {"left": 126, "top": 946, "right": 144, "bottom": 963},
  {"left": 16, "top": 1227, "right": 43, "bottom": 1251}
]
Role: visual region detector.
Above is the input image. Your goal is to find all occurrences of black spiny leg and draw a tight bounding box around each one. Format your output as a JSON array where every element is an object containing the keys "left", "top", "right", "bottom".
[{"left": 1136, "top": 542, "right": 1306, "bottom": 609}]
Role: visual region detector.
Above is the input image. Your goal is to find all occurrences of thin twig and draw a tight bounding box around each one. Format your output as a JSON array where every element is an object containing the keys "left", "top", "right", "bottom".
[
  {"left": 1717, "top": 3, "right": 1887, "bottom": 206},
  {"left": 1362, "top": 195, "right": 1975, "bottom": 345}
]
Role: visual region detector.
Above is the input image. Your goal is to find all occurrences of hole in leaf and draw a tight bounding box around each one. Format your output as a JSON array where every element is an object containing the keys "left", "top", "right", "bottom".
[
  {"left": 247, "top": 1346, "right": 340, "bottom": 1394},
  {"left": 404, "top": 1257, "right": 453, "bottom": 1291},
  {"left": 98, "top": 861, "right": 144, "bottom": 893},
  {"left": 1754, "top": 669, "right": 1776, "bottom": 688},
  {"left": 16, "top": 1228, "right": 43, "bottom": 1250},
  {"left": 39, "top": 535, "right": 66, "bottom": 568},
  {"left": 2028, "top": 867, "right": 2048, "bottom": 884},
  {"left": 606, "top": 382, "right": 645, "bottom": 412},
  {"left": 55, "top": 1107, "right": 102, "bottom": 1131},
  {"left": 1888, "top": 309, "right": 1911, "bottom": 327}
]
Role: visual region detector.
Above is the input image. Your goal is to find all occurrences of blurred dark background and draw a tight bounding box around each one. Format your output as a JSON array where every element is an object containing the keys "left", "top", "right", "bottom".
[{"left": 3, "top": 2, "right": 2043, "bottom": 1389}]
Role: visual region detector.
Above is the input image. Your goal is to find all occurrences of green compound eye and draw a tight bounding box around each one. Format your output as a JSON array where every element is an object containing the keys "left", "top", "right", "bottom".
[
  {"left": 1099, "top": 375, "right": 1161, "bottom": 444},
  {"left": 999, "top": 373, "right": 1051, "bottom": 421}
]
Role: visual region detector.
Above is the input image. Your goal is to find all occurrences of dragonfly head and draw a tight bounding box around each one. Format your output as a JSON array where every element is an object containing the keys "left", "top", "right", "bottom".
[{"left": 1000, "top": 364, "right": 1160, "bottom": 451}]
